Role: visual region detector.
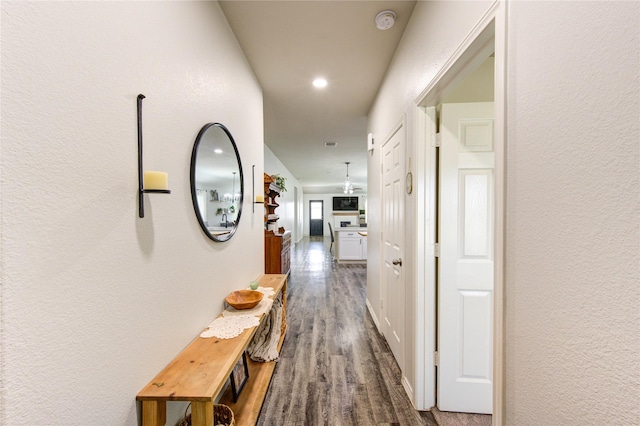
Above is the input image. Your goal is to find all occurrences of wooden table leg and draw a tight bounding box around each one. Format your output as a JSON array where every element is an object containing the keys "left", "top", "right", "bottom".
[
  {"left": 141, "top": 400, "right": 166, "bottom": 426},
  {"left": 191, "top": 401, "right": 214, "bottom": 426}
]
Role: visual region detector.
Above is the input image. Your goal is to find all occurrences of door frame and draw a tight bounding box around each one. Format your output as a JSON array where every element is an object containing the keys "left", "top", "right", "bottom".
[
  {"left": 413, "top": 2, "right": 506, "bottom": 422},
  {"left": 294, "top": 186, "right": 300, "bottom": 242},
  {"left": 309, "top": 199, "right": 324, "bottom": 236}
]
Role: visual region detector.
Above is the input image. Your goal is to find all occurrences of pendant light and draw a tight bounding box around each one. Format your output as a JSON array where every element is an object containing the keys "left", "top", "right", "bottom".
[{"left": 343, "top": 162, "right": 354, "bottom": 194}]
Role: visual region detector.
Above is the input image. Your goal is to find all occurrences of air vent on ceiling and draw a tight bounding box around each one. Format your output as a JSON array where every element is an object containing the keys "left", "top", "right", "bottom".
[{"left": 324, "top": 142, "right": 338, "bottom": 147}]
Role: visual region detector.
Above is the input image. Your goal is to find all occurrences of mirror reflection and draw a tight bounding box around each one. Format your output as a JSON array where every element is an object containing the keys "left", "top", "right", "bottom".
[{"left": 190, "top": 123, "right": 243, "bottom": 242}]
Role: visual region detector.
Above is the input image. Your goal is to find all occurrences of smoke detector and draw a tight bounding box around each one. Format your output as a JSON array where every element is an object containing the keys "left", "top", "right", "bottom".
[{"left": 375, "top": 10, "right": 396, "bottom": 30}]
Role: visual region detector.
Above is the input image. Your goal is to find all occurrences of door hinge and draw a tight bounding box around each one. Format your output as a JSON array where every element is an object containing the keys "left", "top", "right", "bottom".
[
  {"left": 434, "top": 243, "right": 440, "bottom": 257},
  {"left": 434, "top": 351, "right": 439, "bottom": 366},
  {"left": 435, "top": 133, "right": 442, "bottom": 147}
]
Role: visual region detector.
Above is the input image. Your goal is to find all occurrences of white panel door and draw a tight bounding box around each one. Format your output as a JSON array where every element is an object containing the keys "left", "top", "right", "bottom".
[
  {"left": 438, "top": 102, "right": 494, "bottom": 414},
  {"left": 381, "top": 123, "right": 405, "bottom": 371}
]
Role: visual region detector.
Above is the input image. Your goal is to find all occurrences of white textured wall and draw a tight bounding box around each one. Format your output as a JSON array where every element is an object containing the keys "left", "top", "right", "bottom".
[
  {"left": 369, "top": 0, "right": 639, "bottom": 422},
  {"left": 302, "top": 193, "right": 367, "bottom": 237},
  {"left": 264, "top": 145, "right": 303, "bottom": 242},
  {"left": 505, "top": 2, "right": 639, "bottom": 424},
  {"left": 367, "top": 0, "right": 494, "bottom": 402},
  {"left": 302, "top": 193, "right": 333, "bottom": 237},
  {"left": 1, "top": 2, "right": 264, "bottom": 424}
]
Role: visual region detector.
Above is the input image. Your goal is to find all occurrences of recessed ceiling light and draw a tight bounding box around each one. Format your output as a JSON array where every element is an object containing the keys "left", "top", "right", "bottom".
[
  {"left": 214, "top": 148, "right": 223, "bottom": 154},
  {"left": 313, "top": 78, "right": 328, "bottom": 88}
]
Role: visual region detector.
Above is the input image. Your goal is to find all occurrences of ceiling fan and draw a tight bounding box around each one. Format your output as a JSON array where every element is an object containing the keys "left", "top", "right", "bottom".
[{"left": 335, "top": 187, "right": 364, "bottom": 192}]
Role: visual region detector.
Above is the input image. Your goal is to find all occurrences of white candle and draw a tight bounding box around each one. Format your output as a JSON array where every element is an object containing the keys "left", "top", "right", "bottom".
[
  {"left": 144, "top": 171, "right": 168, "bottom": 190},
  {"left": 255, "top": 195, "right": 264, "bottom": 203}
]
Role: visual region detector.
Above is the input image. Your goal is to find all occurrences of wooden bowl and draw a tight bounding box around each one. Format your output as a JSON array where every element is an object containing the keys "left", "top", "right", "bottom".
[{"left": 225, "top": 290, "right": 263, "bottom": 310}]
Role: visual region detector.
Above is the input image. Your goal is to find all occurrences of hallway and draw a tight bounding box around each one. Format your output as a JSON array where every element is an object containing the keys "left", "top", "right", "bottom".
[{"left": 257, "top": 236, "right": 436, "bottom": 425}]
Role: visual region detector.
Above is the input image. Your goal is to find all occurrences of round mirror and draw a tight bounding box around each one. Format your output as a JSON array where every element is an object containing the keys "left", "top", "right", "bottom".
[{"left": 190, "top": 123, "right": 243, "bottom": 242}]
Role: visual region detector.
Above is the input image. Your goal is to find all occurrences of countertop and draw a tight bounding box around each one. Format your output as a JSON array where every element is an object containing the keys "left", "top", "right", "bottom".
[{"left": 334, "top": 227, "right": 367, "bottom": 232}]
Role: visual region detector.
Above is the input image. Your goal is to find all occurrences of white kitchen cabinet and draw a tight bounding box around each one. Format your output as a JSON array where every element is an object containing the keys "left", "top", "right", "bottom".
[
  {"left": 336, "top": 229, "right": 367, "bottom": 262},
  {"left": 361, "top": 235, "right": 367, "bottom": 258}
]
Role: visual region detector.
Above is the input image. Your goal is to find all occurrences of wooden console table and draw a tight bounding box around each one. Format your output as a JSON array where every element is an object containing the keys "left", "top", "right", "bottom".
[{"left": 136, "top": 274, "right": 287, "bottom": 426}]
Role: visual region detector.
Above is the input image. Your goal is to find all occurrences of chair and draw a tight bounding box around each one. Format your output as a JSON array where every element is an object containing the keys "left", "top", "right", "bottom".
[{"left": 328, "top": 222, "right": 335, "bottom": 254}]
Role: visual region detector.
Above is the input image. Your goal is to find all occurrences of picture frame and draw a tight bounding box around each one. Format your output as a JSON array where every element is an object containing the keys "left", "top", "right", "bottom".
[{"left": 230, "top": 352, "right": 249, "bottom": 402}]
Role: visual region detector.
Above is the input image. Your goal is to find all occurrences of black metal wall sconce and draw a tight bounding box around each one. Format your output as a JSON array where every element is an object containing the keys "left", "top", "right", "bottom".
[{"left": 137, "top": 94, "right": 170, "bottom": 218}]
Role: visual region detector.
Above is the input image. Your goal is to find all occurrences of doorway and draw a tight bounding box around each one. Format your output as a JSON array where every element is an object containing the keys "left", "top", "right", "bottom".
[
  {"left": 294, "top": 186, "right": 300, "bottom": 242},
  {"left": 309, "top": 200, "right": 324, "bottom": 236},
  {"left": 413, "top": 5, "right": 505, "bottom": 421},
  {"left": 381, "top": 121, "right": 406, "bottom": 372}
]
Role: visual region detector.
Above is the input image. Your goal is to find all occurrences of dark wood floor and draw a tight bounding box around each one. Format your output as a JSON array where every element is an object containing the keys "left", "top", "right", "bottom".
[{"left": 258, "top": 236, "right": 437, "bottom": 426}]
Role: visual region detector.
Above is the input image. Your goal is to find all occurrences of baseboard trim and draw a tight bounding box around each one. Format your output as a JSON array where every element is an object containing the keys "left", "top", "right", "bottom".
[{"left": 365, "top": 298, "right": 381, "bottom": 333}]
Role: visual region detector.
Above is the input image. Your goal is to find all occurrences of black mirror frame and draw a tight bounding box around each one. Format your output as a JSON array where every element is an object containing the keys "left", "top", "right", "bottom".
[{"left": 190, "top": 123, "right": 244, "bottom": 242}]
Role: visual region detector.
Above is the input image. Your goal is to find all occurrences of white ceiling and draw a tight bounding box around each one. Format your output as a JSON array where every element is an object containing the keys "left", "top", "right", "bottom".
[{"left": 219, "top": 1, "right": 417, "bottom": 194}]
